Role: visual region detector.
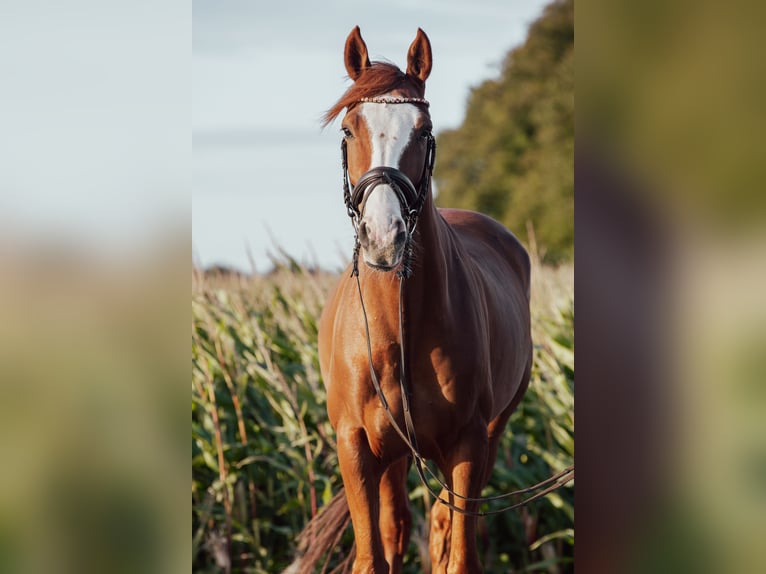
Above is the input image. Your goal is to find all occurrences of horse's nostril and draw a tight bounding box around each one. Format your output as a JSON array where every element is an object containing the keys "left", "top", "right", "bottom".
[
  {"left": 394, "top": 220, "right": 406, "bottom": 246},
  {"left": 358, "top": 221, "right": 370, "bottom": 247}
]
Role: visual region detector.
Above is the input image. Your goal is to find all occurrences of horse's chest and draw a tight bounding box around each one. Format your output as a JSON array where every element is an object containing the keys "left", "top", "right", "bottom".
[{"left": 359, "top": 342, "right": 487, "bottom": 460}]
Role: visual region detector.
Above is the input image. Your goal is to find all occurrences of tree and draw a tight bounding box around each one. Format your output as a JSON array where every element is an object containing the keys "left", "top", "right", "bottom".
[{"left": 435, "top": 0, "right": 574, "bottom": 262}]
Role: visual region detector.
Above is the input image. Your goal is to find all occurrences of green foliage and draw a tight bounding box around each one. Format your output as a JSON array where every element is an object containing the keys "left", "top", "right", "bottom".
[
  {"left": 192, "top": 263, "right": 340, "bottom": 573},
  {"left": 192, "top": 256, "right": 573, "bottom": 573},
  {"left": 435, "top": 0, "right": 574, "bottom": 262},
  {"left": 485, "top": 297, "right": 574, "bottom": 571}
]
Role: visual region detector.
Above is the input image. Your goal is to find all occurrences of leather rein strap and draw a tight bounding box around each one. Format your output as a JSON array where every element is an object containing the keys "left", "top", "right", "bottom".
[
  {"left": 354, "top": 273, "right": 574, "bottom": 516},
  {"left": 341, "top": 97, "right": 573, "bottom": 516}
]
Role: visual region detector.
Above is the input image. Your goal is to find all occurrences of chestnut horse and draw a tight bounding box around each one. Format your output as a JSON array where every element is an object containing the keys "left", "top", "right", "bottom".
[{"left": 297, "top": 27, "right": 532, "bottom": 574}]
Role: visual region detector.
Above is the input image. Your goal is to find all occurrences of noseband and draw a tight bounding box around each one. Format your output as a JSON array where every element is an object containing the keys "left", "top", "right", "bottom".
[{"left": 340, "top": 97, "right": 436, "bottom": 279}]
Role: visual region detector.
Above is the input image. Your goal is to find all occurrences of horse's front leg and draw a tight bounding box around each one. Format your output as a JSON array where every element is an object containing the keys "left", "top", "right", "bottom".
[
  {"left": 337, "top": 425, "right": 388, "bottom": 573},
  {"left": 443, "top": 419, "right": 488, "bottom": 574},
  {"left": 378, "top": 456, "right": 412, "bottom": 573},
  {"left": 428, "top": 486, "right": 452, "bottom": 573}
]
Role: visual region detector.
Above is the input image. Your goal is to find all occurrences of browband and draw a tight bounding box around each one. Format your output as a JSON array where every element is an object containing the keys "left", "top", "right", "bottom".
[{"left": 358, "top": 96, "right": 430, "bottom": 106}]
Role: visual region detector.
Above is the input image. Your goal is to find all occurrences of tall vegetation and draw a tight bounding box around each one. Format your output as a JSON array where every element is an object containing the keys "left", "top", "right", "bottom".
[
  {"left": 192, "top": 256, "right": 573, "bottom": 573},
  {"left": 435, "top": 0, "right": 574, "bottom": 262},
  {"left": 192, "top": 2, "right": 575, "bottom": 570}
]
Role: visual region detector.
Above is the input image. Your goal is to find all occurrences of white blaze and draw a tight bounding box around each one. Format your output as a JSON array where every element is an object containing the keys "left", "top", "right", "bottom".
[
  {"left": 358, "top": 101, "right": 420, "bottom": 253},
  {"left": 360, "top": 101, "right": 420, "bottom": 168}
]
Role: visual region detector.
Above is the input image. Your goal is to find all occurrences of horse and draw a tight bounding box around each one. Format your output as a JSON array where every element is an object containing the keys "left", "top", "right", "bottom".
[{"left": 295, "top": 27, "right": 532, "bottom": 574}]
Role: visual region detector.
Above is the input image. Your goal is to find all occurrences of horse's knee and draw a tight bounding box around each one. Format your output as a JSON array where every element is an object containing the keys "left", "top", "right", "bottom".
[
  {"left": 430, "top": 499, "right": 451, "bottom": 534},
  {"left": 380, "top": 503, "right": 411, "bottom": 548},
  {"left": 428, "top": 496, "right": 452, "bottom": 572}
]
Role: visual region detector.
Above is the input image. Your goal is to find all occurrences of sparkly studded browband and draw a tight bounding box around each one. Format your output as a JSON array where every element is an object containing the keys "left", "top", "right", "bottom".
[{"left": 357, "top": 96, "right": 430, "bottom": 106}]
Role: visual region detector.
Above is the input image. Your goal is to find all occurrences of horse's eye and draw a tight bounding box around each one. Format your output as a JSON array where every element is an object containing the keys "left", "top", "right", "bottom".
[
  {"left": 420, "top": 129, "right": 432, "bottom": 140},
  {"left": 342, "top": 127, "right": 353, "bottom": 138}
]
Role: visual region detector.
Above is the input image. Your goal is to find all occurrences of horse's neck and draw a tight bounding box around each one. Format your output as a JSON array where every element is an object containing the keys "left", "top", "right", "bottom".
[
  {"left": 408, "top": 199, "right": 454, "bottom": 302},
  {"left": 414, "top": 198, "right": 452, "bottom": 271},
  {"left": 389, "top": 197, "right": 455, "bottom": 327},
  {"left": 358, "top": 196, "right": 452, "bottom": 317}
]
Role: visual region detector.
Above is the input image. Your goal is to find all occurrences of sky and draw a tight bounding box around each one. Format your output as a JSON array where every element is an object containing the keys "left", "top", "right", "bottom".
[
  {"left": 0, "top": 2, "right": 190, "bottom": 260},
  {"left": 193, "top": 0, "right": 550, "bottom": 272}
]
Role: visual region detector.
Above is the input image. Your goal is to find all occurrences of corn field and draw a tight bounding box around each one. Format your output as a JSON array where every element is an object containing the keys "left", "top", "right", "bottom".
[{"left": 192, "top": 256, "right": 573, "bottom": 573}]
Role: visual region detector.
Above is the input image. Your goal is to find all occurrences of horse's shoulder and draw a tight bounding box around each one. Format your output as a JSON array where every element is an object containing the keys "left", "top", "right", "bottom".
[{"left": 438, "top": 208, "right": 530, "bottom": 293}]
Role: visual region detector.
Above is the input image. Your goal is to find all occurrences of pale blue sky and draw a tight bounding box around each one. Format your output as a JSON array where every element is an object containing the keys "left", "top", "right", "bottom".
[
  {"left": 0, "top": 1, "right": 189, "bottom": 258},
  {"left": 193, "top": 0, "right": 550, "bottom": 272}
]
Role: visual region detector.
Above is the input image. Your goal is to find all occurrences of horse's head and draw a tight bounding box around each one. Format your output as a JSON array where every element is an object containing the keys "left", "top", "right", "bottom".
[{"left": 327, "top": 27, "right": 435, "bottom": 273}]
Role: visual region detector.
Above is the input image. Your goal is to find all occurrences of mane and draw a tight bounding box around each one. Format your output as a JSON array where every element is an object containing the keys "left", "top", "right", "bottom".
[{"left": 322, "top": 61, "right": 426, "bottom": 127}]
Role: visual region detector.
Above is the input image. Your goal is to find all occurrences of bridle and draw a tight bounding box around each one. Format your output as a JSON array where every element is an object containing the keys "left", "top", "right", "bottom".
[
  {"left": 341, "top": 97, "right": 436, "bottom": 280},
  {"left": 338, "top": 97, "right": 574, "bottom": 516}
]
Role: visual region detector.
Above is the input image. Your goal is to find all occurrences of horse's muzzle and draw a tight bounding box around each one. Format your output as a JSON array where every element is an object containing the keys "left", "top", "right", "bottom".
[{"left": 358, "top": 215, "right": 407, "bottom": 271}]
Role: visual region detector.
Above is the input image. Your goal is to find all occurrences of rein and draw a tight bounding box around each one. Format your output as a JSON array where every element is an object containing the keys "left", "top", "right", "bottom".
[
  {"left": 340, "top": 97, "right": 573, "bottom": 516},
  {"left": 354, "top": 274, "right": 574, "bottom": 516}
]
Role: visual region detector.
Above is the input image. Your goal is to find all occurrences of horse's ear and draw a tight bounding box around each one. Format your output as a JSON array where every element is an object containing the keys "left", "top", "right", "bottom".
[
  {"left": 406, "top": 28, "right": 432, "bottom": 83},
  {"left": 344, "top": 26, "right": 371, "bottom": 81}
]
